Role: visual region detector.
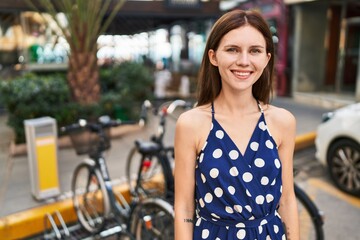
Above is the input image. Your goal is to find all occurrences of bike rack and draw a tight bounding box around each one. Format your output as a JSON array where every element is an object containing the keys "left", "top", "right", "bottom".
[
  {"left": 43, "top": 210, "right": 71, "bottom": 239},
  {"left": 42, "top": 210, "right": 126, "bottom": 240}
]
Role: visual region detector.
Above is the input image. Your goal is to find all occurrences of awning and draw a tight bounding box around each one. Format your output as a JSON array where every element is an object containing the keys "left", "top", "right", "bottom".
[{"left": 0, "top": 0, "right": 222, "bottom": 35}]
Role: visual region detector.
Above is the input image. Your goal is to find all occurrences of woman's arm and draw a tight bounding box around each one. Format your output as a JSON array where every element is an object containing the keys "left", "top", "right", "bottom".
[
  {"left": 275, "top": 108, "right": 300, "bottom": 240},
  {"left": 174, "top": 111, "right": 198, "bottom": 240}
]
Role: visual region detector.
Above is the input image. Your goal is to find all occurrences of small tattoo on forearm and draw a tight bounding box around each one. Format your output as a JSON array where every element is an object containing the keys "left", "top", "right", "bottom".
[{"left": 183, "top": 218, "right": 194, "bottom": 223}]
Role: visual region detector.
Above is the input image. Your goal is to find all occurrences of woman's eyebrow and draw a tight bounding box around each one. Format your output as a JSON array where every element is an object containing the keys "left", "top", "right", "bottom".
[
  {"left": 250, "top": 45, "right": 266, "bottom": 48},
  {"left": 223, "top": 44, "right": 266, "bottom": 49}
]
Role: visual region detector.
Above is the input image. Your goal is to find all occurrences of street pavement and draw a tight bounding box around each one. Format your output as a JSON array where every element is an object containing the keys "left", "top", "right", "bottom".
[{"left": 0, "top": 96, "right": 335, "bottom": 218}]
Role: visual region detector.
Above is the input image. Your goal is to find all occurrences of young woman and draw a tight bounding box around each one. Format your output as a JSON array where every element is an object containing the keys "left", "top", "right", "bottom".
[{"left": 174, "top": 9, "right": 299, "bottom": 240}]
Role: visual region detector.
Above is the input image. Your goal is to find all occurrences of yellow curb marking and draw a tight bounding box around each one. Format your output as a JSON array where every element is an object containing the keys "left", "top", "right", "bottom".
[{"left": 308, "top": 178, "right": 360, "bottom": 208}]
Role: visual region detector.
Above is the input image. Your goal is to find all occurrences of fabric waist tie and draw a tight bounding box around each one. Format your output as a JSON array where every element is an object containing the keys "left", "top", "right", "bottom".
[{"left": 197, "top": 210, "right": 277, "bottom": 228}]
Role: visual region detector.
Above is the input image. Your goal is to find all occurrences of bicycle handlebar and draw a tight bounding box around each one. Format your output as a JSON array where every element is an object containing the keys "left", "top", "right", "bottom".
[
  {"left": 158, "top": 99, "right": 194, "bottom": 117},
  {"left": 166, "top": 99, "right": 187, "bottom": 114},
  {"left": 60, "top": 117, "right": 137, "bottom": 134},
  {"left": 61, "top": 100, "right": 152, "bottom": 134}
]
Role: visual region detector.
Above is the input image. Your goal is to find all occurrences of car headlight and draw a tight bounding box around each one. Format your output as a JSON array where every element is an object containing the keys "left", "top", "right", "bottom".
[{"left": 321, "top": 111, "right": 335, "bottom": 123}]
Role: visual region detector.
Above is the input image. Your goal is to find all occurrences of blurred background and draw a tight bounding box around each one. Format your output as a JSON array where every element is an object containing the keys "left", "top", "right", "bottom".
[
  {"left": 0, "top": 0, "right": 359, "bottom": 239},
  {"left": 0, "top": 0, "right": 359, "bottom": 105}
]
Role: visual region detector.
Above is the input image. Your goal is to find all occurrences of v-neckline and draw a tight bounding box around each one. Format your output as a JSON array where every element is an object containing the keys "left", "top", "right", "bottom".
[{"left": 212, "top": 112, "right": 263, "bottom": 159}]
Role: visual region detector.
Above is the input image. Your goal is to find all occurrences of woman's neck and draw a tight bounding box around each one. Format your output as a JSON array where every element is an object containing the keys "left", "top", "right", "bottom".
[{"left": 215, "top": 91, "right": 259, "bottom": 115}]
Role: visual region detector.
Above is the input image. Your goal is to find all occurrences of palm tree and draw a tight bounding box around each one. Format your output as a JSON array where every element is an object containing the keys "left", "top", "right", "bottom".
[{"left": 27, "top": 0, "right": 125, "bottom": 105}]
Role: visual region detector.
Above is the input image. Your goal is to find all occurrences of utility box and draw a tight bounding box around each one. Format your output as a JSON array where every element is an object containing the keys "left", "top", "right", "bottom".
[{"left": 24, "top": 117, "right": 60, "bottom": 200}]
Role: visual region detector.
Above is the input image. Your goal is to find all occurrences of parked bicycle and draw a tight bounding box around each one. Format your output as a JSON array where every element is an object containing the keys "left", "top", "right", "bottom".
[
  {"left": 125, "top": 99, "right": 324, "bottom": 240},
  {"left": 61, "top": 105, "right": 174, "bottom": 239},
  {"left": 126, "top": 99, "right": 192, "bottom": 202}
]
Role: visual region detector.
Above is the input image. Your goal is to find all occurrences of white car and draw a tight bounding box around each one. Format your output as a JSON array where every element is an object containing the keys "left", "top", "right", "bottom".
[{"left": 315, "top": 102, "right": 360, "bottom": 197}]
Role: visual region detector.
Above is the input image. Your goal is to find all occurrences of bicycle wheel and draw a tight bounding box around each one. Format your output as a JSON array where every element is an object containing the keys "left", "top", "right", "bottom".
[
  {"left": 130, "top": 198, "right": 174, "bottom": 240},
  {"left": 72, "top": 162, "right": 110, "bottom": 234},
  {"left": 126, "top": 146, "right": 167, "bottom": 198},
  {"left": 295, "top": 184, "right": 324, "bottom": 240}
]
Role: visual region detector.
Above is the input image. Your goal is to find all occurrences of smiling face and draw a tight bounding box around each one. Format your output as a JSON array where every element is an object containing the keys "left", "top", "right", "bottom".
[{"left": 208, "top": 25, "right": 271, "bottom": 94}]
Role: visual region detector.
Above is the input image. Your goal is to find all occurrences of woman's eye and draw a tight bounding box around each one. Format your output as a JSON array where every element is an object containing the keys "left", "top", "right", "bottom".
[
  {"left": 226, "top": 48, "right": 238, "bottom": 53},
  {"left": 250, "top": 48, "right": 262, "bottom": 54}
]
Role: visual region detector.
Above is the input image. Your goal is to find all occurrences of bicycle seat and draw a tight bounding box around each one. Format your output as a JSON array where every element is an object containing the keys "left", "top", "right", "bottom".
[{"left": 135, "top": 140, "right": 162, "bottom": 154}]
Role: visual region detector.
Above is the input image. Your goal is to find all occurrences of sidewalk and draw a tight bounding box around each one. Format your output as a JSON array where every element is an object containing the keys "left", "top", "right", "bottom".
[{"left": 0, "top": 96, "right": 343, "bottom": 238}]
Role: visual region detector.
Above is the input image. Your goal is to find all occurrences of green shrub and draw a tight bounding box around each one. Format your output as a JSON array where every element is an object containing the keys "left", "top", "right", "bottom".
[
  {"left": 100, "top": 61, "right": 154, "bottom": 119},
  {"left": 0, "top": 61, "right": 154, "bottom": 143},
  {"left": 0, "top": 73, "right": 71, "bottom": 143}
]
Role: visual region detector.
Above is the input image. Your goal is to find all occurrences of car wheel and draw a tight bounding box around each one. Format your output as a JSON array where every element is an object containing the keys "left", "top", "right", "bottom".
[{"left": 327, "top": 139, "right": 360, "bottom": 197}]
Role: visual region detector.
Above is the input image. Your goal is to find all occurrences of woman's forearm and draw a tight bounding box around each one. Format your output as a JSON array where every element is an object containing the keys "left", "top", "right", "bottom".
[{"left": 175, "top": 209, "right": 194, "bottom": 240}]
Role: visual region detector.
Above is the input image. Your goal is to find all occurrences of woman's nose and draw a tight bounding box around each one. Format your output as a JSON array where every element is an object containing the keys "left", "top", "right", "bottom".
[{"left": 236, "top": 52, "right": 250, "bottom": 66}]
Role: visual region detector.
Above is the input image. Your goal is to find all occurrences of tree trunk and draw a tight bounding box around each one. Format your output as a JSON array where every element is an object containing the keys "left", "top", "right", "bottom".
[{"left": 67, "top": 49, "right": 100, "bottom": 105}]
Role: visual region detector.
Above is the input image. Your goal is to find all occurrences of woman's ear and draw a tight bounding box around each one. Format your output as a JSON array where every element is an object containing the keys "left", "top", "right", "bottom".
[
  {"left": 208, "top": 49, "right": 218, "bottom": 67},
  {"left": 267, "top": 53, "right": 271, "bottom": 64}
]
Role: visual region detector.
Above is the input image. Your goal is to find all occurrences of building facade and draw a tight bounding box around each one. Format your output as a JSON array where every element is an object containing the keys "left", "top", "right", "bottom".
[{"left": 286, "top": 0, "right": 360, "bottom": 102}]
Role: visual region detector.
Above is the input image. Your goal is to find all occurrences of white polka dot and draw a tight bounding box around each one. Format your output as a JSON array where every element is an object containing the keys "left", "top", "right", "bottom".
[
  {"left": 246, "top": 189, "right": 252, "bottom": 197},
  {"left": 229, "top": 167, "right": 239, "bottom": 176},
  {"left": 266, "top": 235, "right": 271, "bottom": 240},
  {"left": 199, "top": 153, "right": 204, "bottom": 163},
  {"left": 213, "top": 149, "right": 223, "bottom": 158},
  {"left": 266, "top": 140, "right": 274, "bottom": 149},
  {"left": 236, "top": 222, "right": 245, "bottom": 228},
  {"left": 228, "top": 186, "right": 235, "bottom": 195},
  {"left": 199, "top": 198, "right": 205, "bottom": 208},
  {"left": 256, "top": 195, "right": 265, "bottom": 204},
  {"left": 229, "top": 150, "right": 239, "bottom": 160},
  {"left": 245, "top": 205, "right": 252, "bottom": 212},
  {"left": 196, "top": 217, "right": 202, "bottom": 226},
  {"left": 225, "top": 206, "right": 234, "bottom": 214},
  {"left": 271, "top": 179, "right": 276, "bottom": 185},
  {"left": 258, "top": 225, "right": 263, "bottom": 234},
  {"left": 214, "top": 187, "right": 223, "bottom": 197},
  {"left": 211, "top": 213, "right": 220, "bottom": 219},
  {"left": 216, "top": 130, "right": 224, "bottom": 139},
  {"left": 260, "top": 219, "right": 268, "bottom": 225},
  {"left": 254, "top": 158, "right": 265, "bottom": 167},
  {"left": 261, "top": 176, "right": 269, "bottom": 185},
  {"left": 274, "top": 224, "right": 279, "bottom": 233},
  {"left": 204, "top": 193, "right": 213, "bottom": 203},
  {"left": 237, "top": 229, "right": 246, "bottom": 239},
  {"left": 266, "top": 194, "right": 274, "bottom": 203},
  {"left": 274, "top": 158, "right": 281, "bottom": 168},
  {"left": 282, "top": 234, "right": 286, "bottom": 240},
  {"left": 242, "top": 172, "right": 253, "bottom": 182},
  {"left": 209, "top": 168, "right": 219, "bottom": 178},
  {"left": 201, "top": 173, "right": 206, "bottom": 183},
  {"left": 202, "top": 229, "right": 209, "bottom": 239},
  {"left": 210, "top": 123, "right": 213, "bottom": 130},
  {"left": 258, "top": 121, "right": 267, "bottom": 131},
  {"left": 250, "top": 142, "right": 259, "bottom": 151},
  {"left": 234, "top": 205, "right": 242, "bottom": 213},
  {"left": 249, "top": 215, "right": 255, "bottom": 220},
  {"left": 215, "top": 238, "right": 221, "bottom": 240}
]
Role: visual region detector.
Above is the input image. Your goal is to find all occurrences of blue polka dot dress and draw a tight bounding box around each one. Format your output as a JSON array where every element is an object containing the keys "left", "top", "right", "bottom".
[{"left": 193, "top": 102, "right": 286, "bottom": 240}]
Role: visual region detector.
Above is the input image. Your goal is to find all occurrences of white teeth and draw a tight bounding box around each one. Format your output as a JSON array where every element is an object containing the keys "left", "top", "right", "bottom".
[{"left": 234, "top": 71, "right": 250, "bottom": 77}]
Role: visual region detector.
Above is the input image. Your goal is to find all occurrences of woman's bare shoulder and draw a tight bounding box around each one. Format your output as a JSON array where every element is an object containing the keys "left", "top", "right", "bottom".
[
  {"left": 266, "top": 104, "right": 296, "bottom": 127},
  {"left": 177, "top": 104, "right": 212, "bottom": 129},
  {"left": 263, "top": 104, "right": 296, "bottom": 145}
]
